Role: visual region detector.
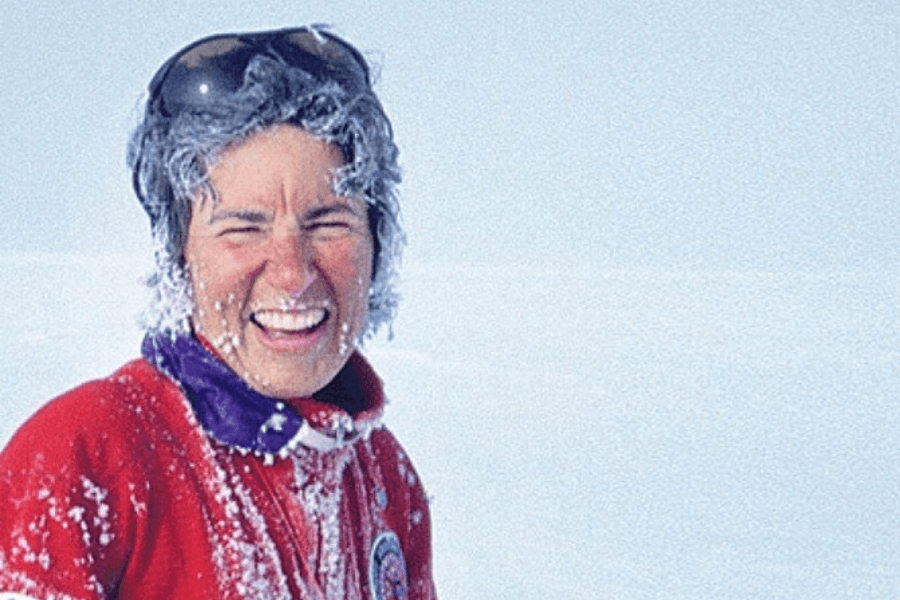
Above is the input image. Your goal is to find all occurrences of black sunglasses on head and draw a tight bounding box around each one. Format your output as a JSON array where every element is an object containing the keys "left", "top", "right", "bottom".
[{"left": 147, "top": 27, "right": 372, "bottom": 118}]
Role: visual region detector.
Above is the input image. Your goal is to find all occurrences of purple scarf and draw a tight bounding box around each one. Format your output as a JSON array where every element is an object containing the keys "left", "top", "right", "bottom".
[{"left": 141, "top": 333, "right": 304, "bottom": 455}]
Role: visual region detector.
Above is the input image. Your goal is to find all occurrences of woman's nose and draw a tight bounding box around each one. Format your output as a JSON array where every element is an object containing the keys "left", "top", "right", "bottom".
[{"left": 267, "top": 233, "right": 317, "bottom": 296}]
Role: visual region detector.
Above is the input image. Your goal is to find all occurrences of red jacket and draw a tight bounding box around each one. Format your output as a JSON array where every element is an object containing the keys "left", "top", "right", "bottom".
[{"left": 0, "top": 353, "right": 436, "bottom": 599}]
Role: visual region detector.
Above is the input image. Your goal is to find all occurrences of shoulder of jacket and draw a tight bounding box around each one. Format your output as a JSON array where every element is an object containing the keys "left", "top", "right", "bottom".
[{"left": 1, "top": 358, "right": 189, "bottom": 466}]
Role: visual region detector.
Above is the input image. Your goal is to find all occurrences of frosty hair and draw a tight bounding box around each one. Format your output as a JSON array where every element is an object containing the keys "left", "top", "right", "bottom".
[{"left": 127, "top": 34, "right": 404, "bottom": 340}]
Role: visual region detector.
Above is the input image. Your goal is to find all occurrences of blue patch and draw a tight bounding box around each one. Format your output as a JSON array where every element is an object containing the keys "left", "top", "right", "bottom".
[{"left": 369, "top": 531, "right": 409, "bottom": 600}]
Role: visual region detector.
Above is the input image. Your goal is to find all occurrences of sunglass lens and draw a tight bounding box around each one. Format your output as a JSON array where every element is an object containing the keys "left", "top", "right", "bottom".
[{"left": 158, "top": 40, "right": 255, "bottom": 115}]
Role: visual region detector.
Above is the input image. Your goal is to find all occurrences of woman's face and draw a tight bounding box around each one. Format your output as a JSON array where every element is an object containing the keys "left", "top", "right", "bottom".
[{"left": 184, "top": 124, "right": 373, "bottom": 398}]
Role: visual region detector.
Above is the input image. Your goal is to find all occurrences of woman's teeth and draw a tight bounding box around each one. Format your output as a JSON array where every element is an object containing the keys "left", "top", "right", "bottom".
[{"left": 253, "top": 309, "right": 327, "bottom": 332}]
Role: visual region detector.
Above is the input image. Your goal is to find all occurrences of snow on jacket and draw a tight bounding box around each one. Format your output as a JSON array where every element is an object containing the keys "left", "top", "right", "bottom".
[{"left": 0, "top": 334, "right": 437, "bottom": 599}]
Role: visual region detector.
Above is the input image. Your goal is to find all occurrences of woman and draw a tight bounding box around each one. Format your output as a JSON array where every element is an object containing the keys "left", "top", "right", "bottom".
[{"left": 0, "top": 26, "right": 437, "bottom": 600}]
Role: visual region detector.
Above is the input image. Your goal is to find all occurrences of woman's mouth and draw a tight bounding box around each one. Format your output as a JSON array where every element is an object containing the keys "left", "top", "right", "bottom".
[{"left": 251, "top": 308, "right": 328, "bottom": 337}]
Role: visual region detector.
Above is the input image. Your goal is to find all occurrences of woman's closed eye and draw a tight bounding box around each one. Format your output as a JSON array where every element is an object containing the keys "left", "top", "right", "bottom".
[
  {"left": 310, "top": 218, "right": 352, "bottom": 229},
  {"left": 217, "top": 225, "right": 263, "bottom": 237},
  {"left": 304, "top": 203, "right": 366, "bottom": 238},
  {"left": 208, "top": 209, "right": 271, "bottom": 239},
  {"left": 307, "top": 219, "right": 354, "bottom": 239}
]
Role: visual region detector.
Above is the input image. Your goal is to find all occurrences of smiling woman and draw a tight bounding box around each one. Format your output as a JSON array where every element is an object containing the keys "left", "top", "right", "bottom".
[{"left": 0, "top": 26, "right": 437, "bottom": 600}]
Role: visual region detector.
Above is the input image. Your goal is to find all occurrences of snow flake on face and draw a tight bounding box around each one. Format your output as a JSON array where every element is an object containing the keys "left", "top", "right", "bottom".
[{"left": 339, "top": 322, "right": 352, "bottom": 356}]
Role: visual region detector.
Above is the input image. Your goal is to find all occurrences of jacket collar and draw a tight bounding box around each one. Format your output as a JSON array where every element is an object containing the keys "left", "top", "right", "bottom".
[{"left": 141, "top": 333, "right": 383, "bottom": 456}]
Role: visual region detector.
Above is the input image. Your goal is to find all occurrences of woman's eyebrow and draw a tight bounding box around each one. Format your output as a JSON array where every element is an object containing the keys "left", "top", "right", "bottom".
[
  {"left": 207, "top": 209, "right": 271, "bottom": 225},
  {"left": 305, "top": 203, "right": 365, "bottom": 220}
]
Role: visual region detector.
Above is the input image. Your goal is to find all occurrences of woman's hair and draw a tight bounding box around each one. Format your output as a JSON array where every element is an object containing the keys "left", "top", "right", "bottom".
[{"left": 127, "top": 28, "right": 404, "bottom": 340}]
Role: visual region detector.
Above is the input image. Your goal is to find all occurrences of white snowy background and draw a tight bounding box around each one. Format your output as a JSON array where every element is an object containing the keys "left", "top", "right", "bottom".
[{"left": 2, "top": 1, "right": 899, "bottom": 598}]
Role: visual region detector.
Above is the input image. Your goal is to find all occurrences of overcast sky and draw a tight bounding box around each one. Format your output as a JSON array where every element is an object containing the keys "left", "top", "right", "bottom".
[{"left": 2, "top": 0, "right": 898, "bottom": 272}]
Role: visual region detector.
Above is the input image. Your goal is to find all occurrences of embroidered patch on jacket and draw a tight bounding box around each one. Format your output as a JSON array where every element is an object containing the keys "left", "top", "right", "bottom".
[{"left": 369, "top": 531, "right": 409, "bottom": 600}]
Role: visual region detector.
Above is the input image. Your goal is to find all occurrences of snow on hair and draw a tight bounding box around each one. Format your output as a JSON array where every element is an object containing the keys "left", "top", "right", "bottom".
[{"left": 127, "top": 45, "right": 404, "bottom": 340}]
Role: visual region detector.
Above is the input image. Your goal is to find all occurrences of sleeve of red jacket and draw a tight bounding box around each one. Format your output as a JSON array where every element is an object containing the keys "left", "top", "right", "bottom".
[{"left": 0, "top": 379, "right": 139, "bottom": 599}]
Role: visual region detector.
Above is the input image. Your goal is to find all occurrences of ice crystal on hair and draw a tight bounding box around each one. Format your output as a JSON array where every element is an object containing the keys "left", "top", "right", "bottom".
[{"left": 140, "top": 237, "right": 194, "bottom": 335}]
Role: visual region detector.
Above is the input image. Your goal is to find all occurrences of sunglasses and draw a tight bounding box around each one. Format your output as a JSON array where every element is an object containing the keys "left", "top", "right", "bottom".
[{"left": 147, "top": 27, "right": 372, "bottom": 118}]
